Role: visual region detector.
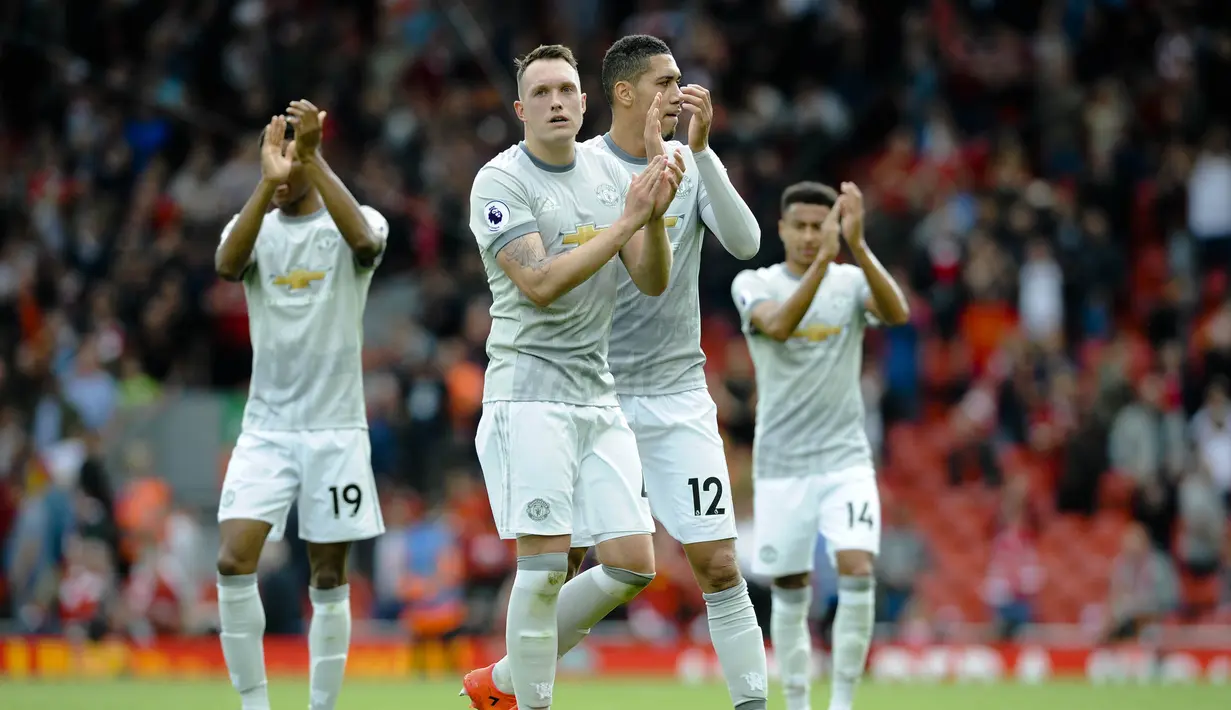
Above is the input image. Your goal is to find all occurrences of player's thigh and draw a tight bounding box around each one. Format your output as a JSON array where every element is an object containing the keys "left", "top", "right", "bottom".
[
  {"left": 633, "top": 391, "right": 737, "bottom": 545},
  {"left": 817, "top": 467, "right": 882, "bottom": 564},
  {"left": 751, "top": 475, "right": 822, "bottom": 577},
  {"left": 296, "top": 429, "right": 385, "bottom": 544},
  {"left": 575, "top": 406, "right": 654, "bottom": 545},
  {"left": 476, "top": 401, "right": 580, "bottom": 540},
  {"left": 218, "top": 431, "right": 299, "bottom": 542}
]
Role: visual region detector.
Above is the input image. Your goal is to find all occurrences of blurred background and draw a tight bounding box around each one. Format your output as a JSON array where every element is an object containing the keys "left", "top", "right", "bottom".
[{"left": 2, "top": 0, "right": 1231, "bottom": 684}]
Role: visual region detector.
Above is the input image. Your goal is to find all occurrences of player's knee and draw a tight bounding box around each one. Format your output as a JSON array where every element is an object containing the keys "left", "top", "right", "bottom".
[
  {"left": 687, "top": 541, "right": 742, "bottom": 593},
  {"left": 772, "top": 572, "right": 810, "bottom": 590},
  {"left": 310, "top": 565, "right": 347, "bottom": 590},
  {"left": 600, "top": 565, "right": 655, "bottom": 602},
  {"left": 594, "top": 534, "right": 654, "bottom": 576},
  {"left": 834, "top": 550, "right": 875, "bottom": 578},
  {"left": 216, "top": 547, "right": 258, "bottom": 577}
]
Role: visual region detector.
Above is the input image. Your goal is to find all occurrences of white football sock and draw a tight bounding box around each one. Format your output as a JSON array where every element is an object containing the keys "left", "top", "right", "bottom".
[
  {"left": 829, "top": 576, "right": 874, "bottom": 710},
  {"left": 492, "top": 564, "right": 652, "bottom": 695},
  {"left": 771, "top": 584, "right": 812, "bottom": 710},
  {"left": 705, "top": 579, "right": 769, "bottom": 710},
  {"left": 217, "top": 573, "right": 270, "bottom": 710},
  {"left": 505, "top": 553, "right": 568, "bottom": 709},
  {"left": 308, "top": 584, "right": 351, "bottom": 710}
]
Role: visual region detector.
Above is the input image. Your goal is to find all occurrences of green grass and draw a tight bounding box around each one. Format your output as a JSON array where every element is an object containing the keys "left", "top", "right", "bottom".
[{"left": 2, "top": 680, "right": 1228, "bottom": 710}]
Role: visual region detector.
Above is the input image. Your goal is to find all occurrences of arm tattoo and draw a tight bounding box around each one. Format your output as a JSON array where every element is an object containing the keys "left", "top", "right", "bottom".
[{"left": 504, "top": 235, "right": 559, "bottom": 272}]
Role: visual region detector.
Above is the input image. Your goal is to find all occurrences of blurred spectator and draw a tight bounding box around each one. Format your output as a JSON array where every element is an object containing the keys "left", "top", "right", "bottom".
[
  {"left": 1107, "top": 373, "right": 1187, "bottom": 487},
  {"left": 982, "top": 480, "right": 1044, "bottom": 639},
  {"left": 1018, "top": 238, "right": 1064, "bottom": 345},
  {"left": 876, "top": 499, "right": 928, "bottom": 625},
  {"left": 1176, "top": 465, "right": 1228, "bottom": 578},
  {"left": 372, "top": 490, "right": 465, "bottom": 638},
  {"left": 1190, "top": 377, "right": 1231, "bottom": 506},
  {"left": 1189, "top": 127, "right": 1231, "bottom": 270},
  {"left": 1104, "top": 524, "right": 1179, "bottom": 642}
]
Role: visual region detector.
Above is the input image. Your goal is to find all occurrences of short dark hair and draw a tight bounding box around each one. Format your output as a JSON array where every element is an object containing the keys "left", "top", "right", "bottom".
[
  {"left": 780, "top": 181, "right": 839, "bottom": 213},
  {"left": 515, "top": 44, "right": 579, "bottom": 90},
  {"left": 601, "top": 34, "right": 672, "bottom": 103}
]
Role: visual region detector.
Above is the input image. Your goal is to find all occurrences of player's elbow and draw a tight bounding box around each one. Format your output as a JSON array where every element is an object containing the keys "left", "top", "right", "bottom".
[
  {"left": 633, "top": 269, "right": 669, "bottom": 297},
  {"left": 637, "top": 275, "right": 669, "bottom": 297},
  {"left": 214, "top": 252, "right": 245, "bottom": 282},
  {"left": 759, "top": 321, "right": 791, "bottom": 342},
  {"left": 349, "top": 229, "right": 384, "bottom": 264},
  {"left": 728, "top": 230, "right": 761, "bottom": 261},
  {"left": 882, "top": 303, "right": 911, "bottom": 326},
  {"left": 520, "top": 282, "right": 558, "bottom": 308}
]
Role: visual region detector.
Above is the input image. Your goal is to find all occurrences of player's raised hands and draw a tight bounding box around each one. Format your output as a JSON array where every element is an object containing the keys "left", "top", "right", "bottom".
[
  {"left": 838, "top": 182, "right": 865, "bottom": 249},
  {"left": 680, "top": 84, "right": 713, "bottom": 153},
  {"left": 260, "top": 115, "right": 293, "bottom": 184},
  {"left": 286, "top": 100, "right": 328, "bottom": 159},
  {"left": 651, "top": 149, "right": 686, "bottom": 220},
  {"left": 818, "top": 195, "right": 846, "bottom": 263},
  {"left": 645, "top": 92, "right": 669, "bottom": 159},
  {"left": 625, "top": 154, "right": 668, "bottom": 226}
]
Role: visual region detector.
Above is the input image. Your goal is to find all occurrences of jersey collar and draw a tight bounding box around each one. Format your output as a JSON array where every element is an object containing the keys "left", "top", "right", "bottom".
[
  {"left": 603, "top": 133, "right": 649, "bottom": 166},
  {"left": 519, "top": 142, "right": 575, "bottom": 173}
]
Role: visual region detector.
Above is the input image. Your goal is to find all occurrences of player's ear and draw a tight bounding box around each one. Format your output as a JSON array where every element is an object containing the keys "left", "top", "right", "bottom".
[
  {"left": 614, "top": 81, "right": 633, "bottom": 108},
  {"left": 513, "top": 100, "right": 526, "bottom": 123},
  {"left": 580, "top": 92, "right": 587, "bottom": 115}
]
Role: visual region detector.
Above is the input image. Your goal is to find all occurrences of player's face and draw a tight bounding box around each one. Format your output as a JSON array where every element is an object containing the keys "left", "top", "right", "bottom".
[
  {"left": 271, "top": 138, "right": 312, "bottom": 209},
  {"left": 515, "top": 59, "right": 586, "bottom": 144},
  {"left": 631, "top": 54, "right": 683, "bottom": 139},
  {"left": 779, "top": 202, "right": 835, "bottom": 266}
]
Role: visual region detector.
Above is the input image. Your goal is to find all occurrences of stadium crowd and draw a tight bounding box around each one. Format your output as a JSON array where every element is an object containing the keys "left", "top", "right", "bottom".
[{"left": 2, "top": 0, "right": 1230, "bottom": 646}]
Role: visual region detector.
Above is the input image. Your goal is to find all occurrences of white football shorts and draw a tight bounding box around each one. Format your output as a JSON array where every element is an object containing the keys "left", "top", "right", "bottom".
[
  {"left": 751, "top": 465, "right": 881, "bottom": 577},
  {"left": 218, "top": 428, "right": 385, "bottom": 544},
  {"left": 476, "top": 401, "right": 654, "bottom": 542},
  {"left": 572, "top": 389, "right": 736, "bottom": 548}
]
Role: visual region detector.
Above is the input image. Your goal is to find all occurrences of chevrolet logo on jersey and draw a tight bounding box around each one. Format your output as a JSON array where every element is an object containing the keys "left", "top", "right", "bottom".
[
  {"left": 792, "top": 324, "right": 842, "bottom": 342},
  {"left": 272, "top": 269, "right": 327, "bottom": 290},
  {"left": 562, "top": 217, "right": 681, "bottom": 246},
  {"left": 562, "top": 224, "right": 605, "bottom": 246}
]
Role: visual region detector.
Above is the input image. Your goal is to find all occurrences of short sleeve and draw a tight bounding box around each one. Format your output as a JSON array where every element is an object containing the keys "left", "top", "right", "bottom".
[
  {"left": 731, "top": 270, "right": 772, "bottom": 335},
  {"left": 357, "top": 205, "right": 389, "bottom": 269},
  {"left": 470, "top": 167, "right": 539, "bottom": 254},
  {"left": 217, "top": 214, "right": 255, "bottom": 274}
]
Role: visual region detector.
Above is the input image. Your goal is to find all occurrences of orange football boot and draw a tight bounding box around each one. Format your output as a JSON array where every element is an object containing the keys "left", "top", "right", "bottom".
[{"left": 460, "top": 664, "right": 517, "bottom": 710}]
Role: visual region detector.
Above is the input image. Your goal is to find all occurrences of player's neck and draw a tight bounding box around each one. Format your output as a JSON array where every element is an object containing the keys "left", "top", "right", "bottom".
[
  {"left": 522, "top": 134, "right": 576, "bottom": 168},
  {"left": 608, "top": 120, "right": 648, "bottom": 160},
  {"left": 279, "top": 191, "right": 324, "bottom": 218},
  {"left": 783, "top": 260, "right": 809, "bottom": 278}
]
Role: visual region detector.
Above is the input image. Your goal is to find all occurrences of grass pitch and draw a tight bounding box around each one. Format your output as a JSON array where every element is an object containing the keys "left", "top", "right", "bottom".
[{"left": 2, "top": 679, "right": 1227, "bottom": 709}]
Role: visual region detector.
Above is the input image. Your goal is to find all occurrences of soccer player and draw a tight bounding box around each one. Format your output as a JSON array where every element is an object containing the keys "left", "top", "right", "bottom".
[
  {"left": 731, "top": 182, "right": 909, "bottom": 710},
  {"left": 461, "top": 45, "right": 683, "bottom": 710},
  {"left": 213, "top": 103, "right": 388, "bottom": 710},
  {"left": 475, "top": 35, "right": 770, "bottom": 710}
]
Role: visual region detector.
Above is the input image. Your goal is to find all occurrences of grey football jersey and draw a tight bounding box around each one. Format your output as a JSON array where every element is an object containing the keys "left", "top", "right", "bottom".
[
  {"left": 732, "top": 262, "right": 876, "bottom": 478},
  {"left": 585, "top": 133, "right": 710, "bottom": 395},
  {"left": 469, "top": 142, "right": 633, "bottom": 406}
]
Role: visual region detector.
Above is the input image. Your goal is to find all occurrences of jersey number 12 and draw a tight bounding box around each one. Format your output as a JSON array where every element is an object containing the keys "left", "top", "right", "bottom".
[{"left": 688, "top": 477, "right": 726, "bottom": 516}]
